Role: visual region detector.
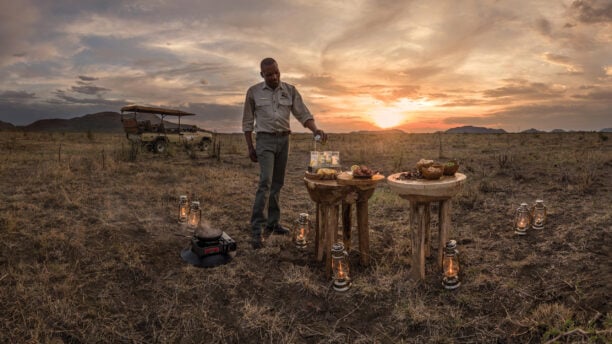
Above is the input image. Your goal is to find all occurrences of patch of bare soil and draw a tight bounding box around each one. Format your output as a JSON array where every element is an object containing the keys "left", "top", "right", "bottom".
[{"left": 0, "top": 131, "right": 610, "bottom": 343}]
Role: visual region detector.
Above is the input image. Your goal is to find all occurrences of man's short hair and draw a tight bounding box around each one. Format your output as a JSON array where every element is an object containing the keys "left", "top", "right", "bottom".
[{"left": 260, "top": 57, "right": 277, "bottom": 69}]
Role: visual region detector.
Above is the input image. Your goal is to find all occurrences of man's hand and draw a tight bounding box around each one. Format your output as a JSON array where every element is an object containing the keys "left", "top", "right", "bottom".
[
  {"left": 314, "top": 129, "right": 328, "bottom": 144},
  {"left": 248, "top": 146, "right": 258, "bottom": 162}
]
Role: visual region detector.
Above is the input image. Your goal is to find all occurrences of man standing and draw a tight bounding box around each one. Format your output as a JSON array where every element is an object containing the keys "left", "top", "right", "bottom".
[{"left": 243, "top": 57, "right": 327, "bottom": 249}]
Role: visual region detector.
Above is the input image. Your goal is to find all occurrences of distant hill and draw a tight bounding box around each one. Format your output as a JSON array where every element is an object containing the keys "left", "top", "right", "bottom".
[
  {"left": 600, "top": 128, "right": 612, "bottom": 133},
  {"left": 25, "top": 112, "right": 124, "bottom": 132},
  {"left": 445, "top": 125, "right": 507, "bottom": 134},
  {"left": 551, "top": 129, "right": 566, "bottom": 133},
  {"left": 21, "top": 112, "right": 201, "bottom": 132},
  {"left": 521, "top": 128, "right": 545, "bottom": 133},
  {"left": 0, "top": 120, "right": 15, "bottom": 131}
]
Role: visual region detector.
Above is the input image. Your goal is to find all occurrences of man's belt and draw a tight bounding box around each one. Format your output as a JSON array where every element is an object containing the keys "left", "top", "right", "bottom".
[{"left": 258, "top": 131, "right": 291, "bottom": 136}]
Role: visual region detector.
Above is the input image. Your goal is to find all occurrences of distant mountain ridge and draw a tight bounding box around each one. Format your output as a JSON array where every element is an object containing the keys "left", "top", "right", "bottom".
[
  {"left": 0, "top": 120, "right": 15, "bottom": 131},
  {"left": 445, "top": 125, "right": 507, "bottom": 134},
  {"left": 24, "top": 112, "right": 123, "bottom": 132}
]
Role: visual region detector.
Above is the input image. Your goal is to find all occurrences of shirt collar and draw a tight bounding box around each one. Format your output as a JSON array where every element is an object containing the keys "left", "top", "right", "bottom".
[{"left": 262, "top": 81, "right": 286, "bottom": 92}]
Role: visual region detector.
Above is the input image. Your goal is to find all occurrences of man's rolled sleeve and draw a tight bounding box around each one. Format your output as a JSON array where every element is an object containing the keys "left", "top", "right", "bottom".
[
  {"left": 242, "top": 88, "right": 255, "bottom": 132},
  {"left": 291, "top": 87, "right": 314, "bottom": 126}
]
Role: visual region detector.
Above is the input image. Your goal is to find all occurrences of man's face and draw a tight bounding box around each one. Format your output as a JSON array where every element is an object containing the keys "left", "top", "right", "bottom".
[{"left": 261, "top": 63, "right": 280, "bottom": 89}]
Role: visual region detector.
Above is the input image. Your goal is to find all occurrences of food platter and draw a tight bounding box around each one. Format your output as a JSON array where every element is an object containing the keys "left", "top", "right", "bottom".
[
  {"left": 336, "top": 171, "right": 385, "bottom": 186},
  {"left": 304, "top": 171, "right": 337, "bottom": 180}
]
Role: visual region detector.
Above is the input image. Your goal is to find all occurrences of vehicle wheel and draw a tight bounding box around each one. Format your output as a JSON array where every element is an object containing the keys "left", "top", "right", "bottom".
[
  {"left": 154, "top": 139, "right": 167, "bottom": 153},
  {"left": 199, "top": 139, "right": 211, "bottom": 152}
]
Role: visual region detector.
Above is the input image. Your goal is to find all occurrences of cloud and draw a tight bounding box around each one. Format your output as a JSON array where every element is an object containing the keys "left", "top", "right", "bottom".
[
  {"left": 482, "top": 80, "right": 566, "bottom": 99},
  {"left": 541, "top": 52, "right": 583, "bottom": 73},
  {"left": 568, "top": 0, "right": 612, "bottom": 23},
  {"left": 0, "top": 1, "right": 40, "bottom": 66},
  {"left": 571, "top": 90, "right": 612, "bottom": 100},
  {"left": 183, "top": 102, "right": 243, "bottom": 132},
  {"left": 71, "top": 85, "right": 110, "bottom": 95},
  {"left": 0, "top": 90, "right": 37, "bottom": 101},
  {"left": 52, "top": 89, "right": 125, "bottom": 107},
  {"left": 78, "top": 75, "right": 98, "bottom": 81},
  {"left": 534, "top": 17, "right": 553, "bottom": 36},
  {"left": 443, "top": 99, "right": 611, "bottom": 131}
]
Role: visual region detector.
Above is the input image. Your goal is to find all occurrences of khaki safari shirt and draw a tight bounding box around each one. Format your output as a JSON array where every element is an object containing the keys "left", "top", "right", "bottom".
[{"left": 242, "top": 81, "right": 313, "bottom": 133}]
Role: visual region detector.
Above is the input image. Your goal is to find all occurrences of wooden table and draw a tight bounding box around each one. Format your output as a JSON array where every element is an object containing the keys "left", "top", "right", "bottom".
[
  {"left": 303, "top": 177, "right": 350, "bottom": 277},
  {"left": 386, "top": 173, "right": 467, "bottom": 280},
  {"left": 336, "top": 172, "right": 386, "bottom": 266},
  {"left": 303, "top": 173, "right": 385, "bottom": 277}
]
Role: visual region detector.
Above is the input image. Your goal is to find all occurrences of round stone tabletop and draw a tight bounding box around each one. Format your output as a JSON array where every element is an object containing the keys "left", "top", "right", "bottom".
[{"left": 386, "top": 172, "right": 467, "bottom": 201}]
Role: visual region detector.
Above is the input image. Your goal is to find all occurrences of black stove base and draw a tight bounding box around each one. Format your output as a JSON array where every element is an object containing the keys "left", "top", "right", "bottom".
[{"left": 180, "top": 248, "right": 232, "bottom": 268}]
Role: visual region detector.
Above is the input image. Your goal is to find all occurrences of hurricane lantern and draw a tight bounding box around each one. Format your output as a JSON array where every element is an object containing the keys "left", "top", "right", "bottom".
[
  {"left": 442, "top": 240, "right": 461, "bottom": 290},
  {"left": 514, "top": 202, "right": 531, "bottom": 235},
  {"left": 188, "top": 201, "right": 202, "bottom": 229},
  {"left": 331, "top": 242, "right": 351, "bottom": 292},
  {"left": 294, "top": 213, "right": 311, "bottom": 248},
  {"left": 531, "top": 199, "right": 547, "bottom": 229},
  {"left": 178, "top": 195, "right": 189, "bottom": 224}
]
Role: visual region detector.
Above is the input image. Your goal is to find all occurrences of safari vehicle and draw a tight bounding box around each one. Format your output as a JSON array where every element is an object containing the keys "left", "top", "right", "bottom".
[{"left": 120, "top": 105, "right": 214, "bottom": 153}]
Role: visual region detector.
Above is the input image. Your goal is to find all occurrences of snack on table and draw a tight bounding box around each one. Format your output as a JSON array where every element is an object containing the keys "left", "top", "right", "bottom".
[
  {"left": 316, "top": 168, "right": 338, "bottom": 180},
  {"left": 416, "top": 159, "right": 434, "bottom": 170},
  {"left": 351, "top": 164, "right": 378, "bottom": 178},
  {"left": 421, "top": 165, "right": 443, "bottom": 180},
  {"left": 443, "top": 160, "right": 459, "bottom": 176}
]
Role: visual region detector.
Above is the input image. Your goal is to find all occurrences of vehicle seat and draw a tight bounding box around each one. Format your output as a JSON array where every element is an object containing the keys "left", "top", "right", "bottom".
[{"left": 122, "top": 118, "right": 139, "bottom": 134}]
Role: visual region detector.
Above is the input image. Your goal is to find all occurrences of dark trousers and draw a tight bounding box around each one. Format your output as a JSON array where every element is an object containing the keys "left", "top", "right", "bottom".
[{"left": 250, "top": 134, "right": 289, "bottom": 237}]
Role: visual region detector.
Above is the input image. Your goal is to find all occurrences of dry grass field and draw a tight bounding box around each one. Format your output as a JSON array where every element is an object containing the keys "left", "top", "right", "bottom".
[{"left": 0, "top": 130, "right": 610, "bottom": 343}]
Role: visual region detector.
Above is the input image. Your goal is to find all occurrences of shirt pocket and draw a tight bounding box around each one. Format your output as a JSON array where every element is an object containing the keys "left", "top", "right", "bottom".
[
  {"left": 255, "top": 97, "right": 272, "bottom": 108},
  {"left": 278, "top": 95, "right": 293, "bottom": 106}
]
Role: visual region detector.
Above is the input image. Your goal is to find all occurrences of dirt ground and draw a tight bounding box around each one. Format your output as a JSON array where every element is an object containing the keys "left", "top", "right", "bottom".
[{"left": 0, "top": 131, "right": 610, "bottom": 343}]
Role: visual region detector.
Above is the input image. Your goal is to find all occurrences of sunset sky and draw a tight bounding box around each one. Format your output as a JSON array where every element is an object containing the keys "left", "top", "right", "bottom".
[{"left": 0, "top": 0, "right": 610, "bottom": 132}]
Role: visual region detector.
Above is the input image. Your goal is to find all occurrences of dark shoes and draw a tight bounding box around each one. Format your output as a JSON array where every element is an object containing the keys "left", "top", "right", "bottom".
[
  {"left": 265, "top": 224, "right": 291, "bottom": 236},
  {"left": 251, "top": 237, "right": 264, "bottom": 250},
  {"left": 251, "top": 224, "right": 290, "bottom": 249}
]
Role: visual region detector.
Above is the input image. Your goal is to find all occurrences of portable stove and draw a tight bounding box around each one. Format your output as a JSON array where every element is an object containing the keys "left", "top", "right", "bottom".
[{"left": 180, "top": 224, "right": 236, "bottom": 268}]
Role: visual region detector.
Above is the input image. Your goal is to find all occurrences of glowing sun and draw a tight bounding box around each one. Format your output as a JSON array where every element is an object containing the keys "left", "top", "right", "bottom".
[
  {"left": 371, "top": 111, "right": 404, "bottom": 128},
  {"left": 368, "top": 98, "right": 435, "bottom": 129}
]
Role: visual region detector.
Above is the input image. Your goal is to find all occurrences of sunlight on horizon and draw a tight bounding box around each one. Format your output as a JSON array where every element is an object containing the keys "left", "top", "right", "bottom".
[{"left": 368, "top": 97, "right": 436, "bottom": 129}]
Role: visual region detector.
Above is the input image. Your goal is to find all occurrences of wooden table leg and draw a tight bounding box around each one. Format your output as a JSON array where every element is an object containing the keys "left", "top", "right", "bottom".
[
  {"left": 410, "top": 201, "right": 427, "bottom": 280},
  {"left": 324, "top": 203, "right": 340, "bottom": 278},
  {"left": 314, "top": 203, "right": 323, "bottom": 261},
  {"left": 342, "top": 201, "right": 352, "bottom": 251},
  {"left": 438, "top": 199, "right": 451, "bottom": 269},
  {"left": 356, "top": 198, "right": 370, "bottom": 266},
  {"left": 424, "top": 203, "right": 431, "bottom": 258}
]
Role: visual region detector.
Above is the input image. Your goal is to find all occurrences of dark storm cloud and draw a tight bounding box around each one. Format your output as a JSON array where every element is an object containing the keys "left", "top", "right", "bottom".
[
  {"left": 184, "top": 103, "right": 242, "bottom": 122},
  {"left": 78, "top": 75, "right": 98, "bottom": 81},
  {"left": 182, "top": 102, "right": 243, "bottom": 132},
  {"left": 53, "top": 89, "right": 125, "bottom": 107},
  {"left": 534, "top": 17, "right": 553, "bottom": 36},
  {"left": 0, "top": 90, "right": 37, "bottom": 101},
  {"left": 572, "top": 90, "right": 612, "bottom": 100},
  {"left": 568, "top": 0, "right": 612, "bottom": 23},
  {"left": 443, "top": 100, "right": 611, "bottom": 131},
  {"left": 482, "top": 80, "right": 566, "bottom": 99},
  {"left": 71, "top": 85, "right": 110, "bottom": 95}
]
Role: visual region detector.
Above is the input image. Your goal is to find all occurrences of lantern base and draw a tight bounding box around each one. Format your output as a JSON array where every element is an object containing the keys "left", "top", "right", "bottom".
[
  {"left": 333, "top": 279, "right": 351, "bottom": 292},
  {"left": 443, "top": 278, "right": 461, "bottom": 290},
  {"left": 294, "top": 240, "right": 308, "bottom": 249},
  {"left": 531, "top": 224, "right": 544, "bottom": 229},
  {"left": 514, "top": 228, "right": 527, "bottom": 235}
]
